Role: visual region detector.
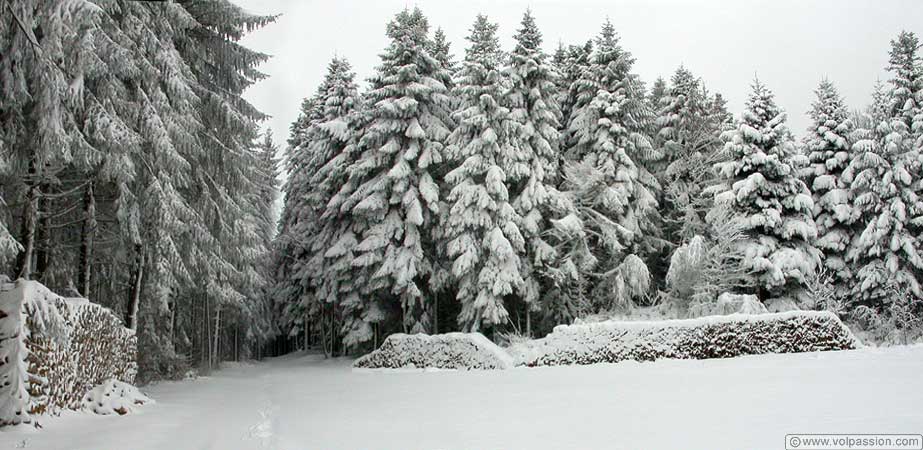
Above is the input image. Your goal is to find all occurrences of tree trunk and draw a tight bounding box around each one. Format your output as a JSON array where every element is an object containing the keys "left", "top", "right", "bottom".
[
  {"left": 125, "top": 243, "right": 143, "bottom": 330},
  {"left": 34, "top": 193, "right": 51, "bottom": 283},
  {"left": 526, "top": 307, "right": 532, "bottom": 338},
  {"left": 212, "top": 302, "right": 221, "bottom": 369},
  {"left": 78, "top": 182, "right": 96, "bottom": 298},
  {"left": 433, "top": 294, "right": 439, "bottom": 335},
  {"left": 203, "top": 294, "right": 210, "bottom": 368},
  {"left": 16, "top": 160, "right": 39, "bottom": 280}
]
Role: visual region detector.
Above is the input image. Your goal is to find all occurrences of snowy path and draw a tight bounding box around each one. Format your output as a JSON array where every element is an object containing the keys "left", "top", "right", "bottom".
[{"left": 3, "top": 346, "right": 923, "bottom": 450}]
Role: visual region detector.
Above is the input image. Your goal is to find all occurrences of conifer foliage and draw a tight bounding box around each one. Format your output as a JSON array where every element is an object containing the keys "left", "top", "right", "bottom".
[
  {"left": 711, "top": 80, "right": 821, "bottom": 305},
  {"left": 559, "top": 20, "right": 660, "bottom": 310},
  {"left": 802, "top": 80, "right": 855, "bottom": 293},
  {"left": 845, "top": 33, "right": 923, "bottom": 306},
  {"left": 443, "top": 15, "right": 524, "bottom": 331},
  {"left": 341, "top": 8, "right": 454, "bottom": 334}
]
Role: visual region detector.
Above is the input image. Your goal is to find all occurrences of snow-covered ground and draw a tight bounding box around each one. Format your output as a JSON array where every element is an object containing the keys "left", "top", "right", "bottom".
[{"left": 3, "top": 346, "right": 923, "bottom": 450}]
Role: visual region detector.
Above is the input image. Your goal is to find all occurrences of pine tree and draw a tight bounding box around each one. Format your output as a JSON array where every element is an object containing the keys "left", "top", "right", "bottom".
[
  {"left": 845, "top": 35, "right": 923, "bottom": 306},
  {"left": 555, "top": 40, "right": 594, "bottom": 151},
  {"left": 887, "top": 32, "right": 921, "bottom": 134},
  {"left": 710, "top": 79, "right": 821, "bottom": 306},
  {"left": 503, "top": 10, "right": 566, "bottom": 334},
  {"left": 339, "top": 8, "right": 453, "bottom": 333},
  {"left": 559, "top": 20, "right": 661, "bottom": 310},
  {"left": 442, "top": 14, "right": 524, "bottom": 331},
  {"left": 273, "top": 58, "right": 361, "bottom": 349},
  {"left": 802, "top": 79, "right": 855, "bottom": 295},
  {"left": 429, "top": 28, "right": 457, "bottom": 90}
]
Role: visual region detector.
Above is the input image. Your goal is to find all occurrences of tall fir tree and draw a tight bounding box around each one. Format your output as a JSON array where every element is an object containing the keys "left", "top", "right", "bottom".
[
  {"left": 338, "top": 8, "right": 453, "bottom": 333},
  {"left": 443, "top": 14, "right": 525, "bottom": 332},
  {"left": 503, "top": 10, "right": 567, "bottom": 334},
  {"left": 802, "top": 79, "right": 855, "bottom": 295},
  {"left": 845, "top": 35, "right": 923, "bottom": 306},
  {"left": 710, "top": 80, "right": 821, "bottom": 306},
  {"left": 559, "top": 20, "right": 661, "bottom": 310}
]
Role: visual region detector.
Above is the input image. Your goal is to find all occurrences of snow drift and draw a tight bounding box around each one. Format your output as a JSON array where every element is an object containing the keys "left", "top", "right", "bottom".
[
  {"left": 512, "top": 311, "right": 860, "bottom": 367},
  {"left": 0, "top": 280, "right": 137, "bottom": 426},
  {"left": 354, "top": 332, "right": 513, "bottom": 370}
]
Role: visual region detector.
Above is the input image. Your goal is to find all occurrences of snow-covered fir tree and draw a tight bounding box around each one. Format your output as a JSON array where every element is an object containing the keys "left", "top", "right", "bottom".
[
  {"left": 502, "top": 11, "right": 567, "bottom": 334},
  {"left": 558, "top": 20, "right": 661, "bottom": 311},
  {"left": 442, "top": 14, "right": 525, "bottom": 331},
  {"left": 274, "top": 57, "right": 363, "bottom": 352},
  {"left": 710, "top": 79, "right": 821, "bottom": 306},
  {"left": 802, "top": 79, "right": 855, "bottom": 295},
  {"left": 845, "top": 39, "right": 923, "bottom": 306},
  {"left": 338, "top": 8, "right": 453, "bottom": 334},
  {"left": 886, "top": 32, "right": 922, "bottom": 135}
]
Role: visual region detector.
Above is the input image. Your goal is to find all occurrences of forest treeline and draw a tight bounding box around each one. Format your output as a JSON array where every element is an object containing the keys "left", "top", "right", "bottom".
[
  {"left": 2, "top": 3, "right": 921, "bottom": 381},
  {"left": 1, "top": 0, "right": 278, "bottom": 381},
  {"left": 271, "top": 8, "right": 923, "bottom": 355}
]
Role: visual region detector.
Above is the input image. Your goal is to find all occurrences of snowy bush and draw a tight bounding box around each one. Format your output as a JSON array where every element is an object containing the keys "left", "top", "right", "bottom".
[
  {"left": 666, "top": 209, "right": 754, "bottom": 316},
  {"left": 81, "top": 379, "right": 154, "bottom": 416},
  {"left": 689, "top": 293, "right": 768, "bottom": 317},
  {"left": 354, "top": 333, "right": 513, "bottom": 370},
  {"left": 512, "top": 311, "right": 860, "bottom": 367},
  {"left": 0, "top": 280, "right": 137, "bottom": 426}
]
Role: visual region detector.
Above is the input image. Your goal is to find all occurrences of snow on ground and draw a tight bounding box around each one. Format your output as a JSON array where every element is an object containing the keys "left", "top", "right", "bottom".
[{"left": 3, "top": 346, "right": 923, "bottom": 450}]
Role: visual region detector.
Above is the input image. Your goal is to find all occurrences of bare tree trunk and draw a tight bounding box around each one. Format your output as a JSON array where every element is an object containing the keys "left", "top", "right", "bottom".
[
  {"left": 78, "top": 181, "right": 96, "bottom": 298},
  {"left": 526, "top": 308, "right": 532, "bottom": 338},
  {"left": 34, "top": 193, "right": 51, "bottom": 283},
  {"left": 203, "top": 294, "right": 210, "bottom": 368},
  {"left": 433, "top": 294, "right": 439, "bottom": 335},
  {"left": 125, "top": 243, "right": 143, "bottom": 330},
  {"left": 304, "top": 311, "right": 308, "bottom": 351},
  {"left": 212, "top": 302, "right": 221, "bottom": 369},
  {"left": 16, "top": 160, "right": 39, "bottom": 280}
]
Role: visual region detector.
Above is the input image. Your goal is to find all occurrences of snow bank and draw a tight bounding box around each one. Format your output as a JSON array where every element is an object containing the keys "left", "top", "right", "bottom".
[
  {"left": 354, "top": 332, "right": 513, "bottom": 370},
  {"left": 0, "top": 280, "right": 137, "bottom": 426},
  {"left": 512, "top": 311, "right": 860, "bottom": 367},
  {"left": 82, "top": 379, "right": 154, "bottom": 415}
]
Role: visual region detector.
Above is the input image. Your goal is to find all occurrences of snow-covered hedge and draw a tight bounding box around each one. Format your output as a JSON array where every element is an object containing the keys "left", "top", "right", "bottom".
[
  {"left": 0, "top": 280, "right": 137, "bottom": 426},
  {"left": 354, "top": 332, "right": 513, "bottom": 370},
  {"left": 512, "top": 311, "right": 860, "bottom": 367}
]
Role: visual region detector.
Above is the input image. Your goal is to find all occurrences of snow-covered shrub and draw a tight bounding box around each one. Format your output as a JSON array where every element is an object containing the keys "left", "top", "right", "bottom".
[
  {"left": 0, "top": 280, "right": 137, "bottom": 426},
  {"left": 689, "top": 293, "right": 768, "bottom": 317},
  {"left": 666, "top": 209, "right": 754, "bottom": 316},
  {"left": 849, "top": 286, "right": 923, "bottom": 346},
  {"left": 512, "top": 311, "right": 859, "bottom": 367},
  {"left": 354, "top": 333, "right": 513, "bottom": 370},
  {"left": 81, "top": 379, "right": 154, "bottom": 416}
]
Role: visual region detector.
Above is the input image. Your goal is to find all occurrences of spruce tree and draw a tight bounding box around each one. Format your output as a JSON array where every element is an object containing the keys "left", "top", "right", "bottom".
[
  {"left": 443, "top": 14, "right": 524, "bottom": 331},
  {"left": 339, "top": 8, "right": 453, "bottom": 333},
  {"left": 559, "top": 20, "right": 661, "bottom": 310},
  {"left": 802, "top": 79, "right": 855, "bottom": 295},
  {"left": 845, "top": 36, "right": 923, "bottom": 306},
  {"left": 710, "top": 80, "right": 821, "bottom": 306},
  {"left": 503, "top": 10, "right": 566, "bottom": 334}
]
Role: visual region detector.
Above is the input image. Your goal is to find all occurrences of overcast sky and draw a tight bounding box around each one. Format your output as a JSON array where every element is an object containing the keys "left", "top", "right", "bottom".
[{"left": 234, "top": 0, "right": 922, "bottom": 146}]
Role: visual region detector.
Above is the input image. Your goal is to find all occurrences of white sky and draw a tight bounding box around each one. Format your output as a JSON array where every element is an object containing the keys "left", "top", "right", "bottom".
[{"left": 234, "top": 0, "right": 923, "bottom": 146}]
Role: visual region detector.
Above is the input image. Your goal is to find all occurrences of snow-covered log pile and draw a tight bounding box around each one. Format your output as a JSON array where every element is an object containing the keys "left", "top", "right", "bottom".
[
  {"left": 0, "top": 280, "right": 137, "bottom": 426},
  {"left": 513, "top": 311, "right": 860, "bottom": 367},
  {"left": 354, "top": 333, "right": 514, "bottom": 370},
  {"left": 82, "top": 379, "right": 153, "bottom": 416}
]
